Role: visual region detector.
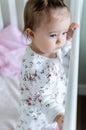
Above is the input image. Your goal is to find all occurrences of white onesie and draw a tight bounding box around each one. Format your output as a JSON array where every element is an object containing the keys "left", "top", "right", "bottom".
[{"left": 16, "top": 41, "right": 71, "bottom": 130}]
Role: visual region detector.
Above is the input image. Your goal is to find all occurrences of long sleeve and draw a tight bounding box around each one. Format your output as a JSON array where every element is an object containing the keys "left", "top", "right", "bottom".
[
  {"left": 61, "top": 41, "right": 72, "bottom": 57},
  {"left": 20, "top": 46, "right": 67, "bottom": 124},
  {"left": 61, "top": 41, "right": 72, "bottom": 78}
]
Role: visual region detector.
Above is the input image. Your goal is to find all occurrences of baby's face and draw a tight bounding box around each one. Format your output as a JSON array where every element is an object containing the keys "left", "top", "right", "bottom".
[{"left": 31, "top": 8, "right": 70, "bottom": 56}]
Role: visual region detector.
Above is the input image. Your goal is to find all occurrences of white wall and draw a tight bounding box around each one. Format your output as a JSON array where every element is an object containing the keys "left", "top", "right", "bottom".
[{"left": 79, "top": 0, "right": 86, "bottom": 84}]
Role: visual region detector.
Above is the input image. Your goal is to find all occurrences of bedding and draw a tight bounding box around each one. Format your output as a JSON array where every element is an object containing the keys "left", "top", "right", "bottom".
[
  {"left": 0, "top": 24, "right": 71, "bottom": 130},
  {"left": 0, "top": 24, "right": 30, "bottom": 77},
  {"left": 0, "top": 24, "right": 30, "bottom": 130},
  {"left": 0, "top": 76, "right": 20, "bottom": 130}
]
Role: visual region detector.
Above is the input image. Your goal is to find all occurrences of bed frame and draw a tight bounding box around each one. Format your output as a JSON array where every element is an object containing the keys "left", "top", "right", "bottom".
[{"left": 0, "top": 0, "right": 27, "bottom": 31}]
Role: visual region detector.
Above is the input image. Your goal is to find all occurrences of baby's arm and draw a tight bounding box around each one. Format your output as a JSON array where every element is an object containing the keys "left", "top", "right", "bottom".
[
  {"left": 61, "top": 23, "right": 79, "bottom": 76},
  {"left": 62, "top": 22, "right": 79, "bottom": 56}
]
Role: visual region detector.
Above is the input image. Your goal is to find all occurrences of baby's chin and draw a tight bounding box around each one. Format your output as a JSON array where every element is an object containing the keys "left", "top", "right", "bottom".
[
  {"left": 54, "top": 47, "right": 62, "bottom": 52},
  {"left": 56, "top": 45, "right": 64, "bottom": 50}
]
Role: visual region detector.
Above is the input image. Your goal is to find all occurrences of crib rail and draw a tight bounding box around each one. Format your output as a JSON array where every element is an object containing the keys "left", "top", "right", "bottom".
[
  {"left": 0, "top": 0, "right": 27, "bottom": 31},
  {"left": 63, "top": 0, "right": 83, "bottom": 130}
]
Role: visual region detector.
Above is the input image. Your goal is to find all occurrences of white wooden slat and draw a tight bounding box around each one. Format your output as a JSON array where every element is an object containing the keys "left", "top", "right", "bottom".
[
  {"left": 8, "top": 0, "right": 18, "bottom": 26},
  {"left": 0, "top": 3, "right": 3, "bottom": 30},
  {"left": 0, "top": 0, "right": 18, "bottom": 28},
  {"left": 0, "top": 0, "right": 27, "bottom": 30},
  {"left": 63, "top": 0, "right": 83, "bottom": 130},
  {"left": 24, "top": 0, "right": 28, "bottom": 5},
  {"left": 15, "top": 0, "right": 26, "bottom": 31},
  {"left": 0, "top": 0, "right": 9, "bottom": 27}
]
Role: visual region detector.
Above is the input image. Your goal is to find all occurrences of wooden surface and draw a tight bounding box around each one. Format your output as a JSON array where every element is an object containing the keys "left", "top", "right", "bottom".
[{"left": 77, "top": 95, "right": 86, "bottom": 130}]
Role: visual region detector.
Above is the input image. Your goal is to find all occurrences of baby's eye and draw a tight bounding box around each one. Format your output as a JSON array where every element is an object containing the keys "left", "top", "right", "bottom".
[
  {"left": 50, "top": 34, "right": 57, "bottom": 37},
  {"left": 62, "top": 32, "right": 67, "bottom": 35}
]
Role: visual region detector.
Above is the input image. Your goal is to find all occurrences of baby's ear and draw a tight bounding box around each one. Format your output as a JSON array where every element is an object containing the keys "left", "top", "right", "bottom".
[{"left": 25, "top": 28, "right": 34, "bottom": 40}]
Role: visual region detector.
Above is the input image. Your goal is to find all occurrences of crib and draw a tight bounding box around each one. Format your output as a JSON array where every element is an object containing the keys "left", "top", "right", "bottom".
[{"left": 0, "top": 0, "right": 83, "bottom": 130}]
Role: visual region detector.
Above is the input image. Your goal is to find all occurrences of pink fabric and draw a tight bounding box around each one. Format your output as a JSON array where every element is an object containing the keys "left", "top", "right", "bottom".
[
  {"left": 0, "top": 24, "right": 30, "bottom": 77},
  {"left": 53, "top": 126, "right": 59, "bottom": 130}
]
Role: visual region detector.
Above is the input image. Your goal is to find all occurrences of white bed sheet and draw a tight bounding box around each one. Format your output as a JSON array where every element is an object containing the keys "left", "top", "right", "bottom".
[{"left": 0, "top": 76, "right": 20, "bottom": 130}]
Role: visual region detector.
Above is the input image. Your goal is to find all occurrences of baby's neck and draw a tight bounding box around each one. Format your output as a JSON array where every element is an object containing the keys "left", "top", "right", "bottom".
[
  {"left": 43, "top": 53, "right": 57, "bottom": 58},
  {"left": 30, "top": 44, "right": 57, "bottom": 58}
]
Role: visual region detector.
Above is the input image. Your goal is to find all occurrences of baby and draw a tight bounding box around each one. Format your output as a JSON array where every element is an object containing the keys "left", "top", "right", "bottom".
[{"left": 16, "top": 0, "right": 79, "bottom": 130}]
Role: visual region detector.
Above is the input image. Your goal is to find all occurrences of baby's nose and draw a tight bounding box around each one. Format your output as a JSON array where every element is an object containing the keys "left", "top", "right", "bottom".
[{"left": 56, "top": 35, "right": 62, "bottom": 43}]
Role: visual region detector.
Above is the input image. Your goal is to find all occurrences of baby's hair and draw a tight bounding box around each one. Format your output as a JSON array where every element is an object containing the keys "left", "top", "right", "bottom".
[{"left": 24, "top": 0, "right": 70, "bottom": 31}]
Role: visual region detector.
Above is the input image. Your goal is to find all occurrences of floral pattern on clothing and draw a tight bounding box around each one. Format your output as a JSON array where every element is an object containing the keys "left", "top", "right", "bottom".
[{"left": 16, "top": 45, "right": 69, "bottom": 130}]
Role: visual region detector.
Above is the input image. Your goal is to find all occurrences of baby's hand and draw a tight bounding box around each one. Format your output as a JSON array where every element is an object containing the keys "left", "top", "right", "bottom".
[
  {"left": 67, "top": 22, "right": 79, "bottom": 41},
  {"left": 54, "top": 113, "right": 64, "bottom": 130}
]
